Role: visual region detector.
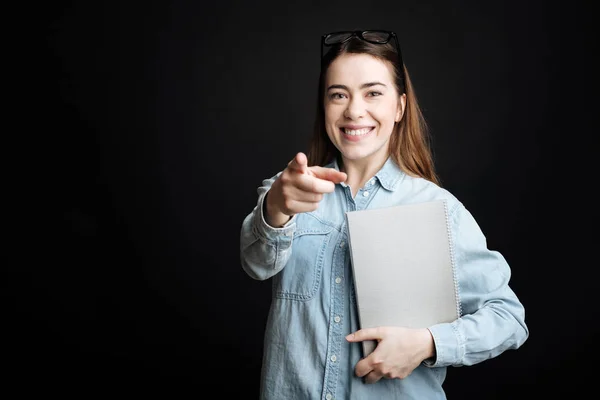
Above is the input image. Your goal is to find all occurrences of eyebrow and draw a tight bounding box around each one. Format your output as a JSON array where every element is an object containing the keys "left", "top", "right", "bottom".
[{"left": 326, "top": 82, "right": 387, "bottom": 91}]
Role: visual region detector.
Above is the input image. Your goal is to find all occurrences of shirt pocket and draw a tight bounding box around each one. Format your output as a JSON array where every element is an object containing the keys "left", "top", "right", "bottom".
[{"left": 273, "top": 225, "right": 334, "bottom": 301}]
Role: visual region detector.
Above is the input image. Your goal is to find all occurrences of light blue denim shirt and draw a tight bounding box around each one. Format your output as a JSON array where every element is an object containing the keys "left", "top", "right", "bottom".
[{"left": 240, "top": 156, "right": 529, "bottom": 400}]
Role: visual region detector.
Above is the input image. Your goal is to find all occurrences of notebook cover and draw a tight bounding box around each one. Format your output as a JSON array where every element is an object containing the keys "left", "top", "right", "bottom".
[{"left": 345, "top": 199, "right": 461, "bottom": 357}]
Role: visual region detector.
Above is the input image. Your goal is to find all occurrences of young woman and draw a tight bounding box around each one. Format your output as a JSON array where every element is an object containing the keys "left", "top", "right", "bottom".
[{"left": 240, "top": 30, "right": 528, "bottom": 399}]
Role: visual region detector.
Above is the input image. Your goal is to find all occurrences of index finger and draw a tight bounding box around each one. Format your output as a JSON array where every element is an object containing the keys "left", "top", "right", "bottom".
[
  {"left": 287, "top": 152, "right": 308, "bottom": 174},
  {"left": 296, "top": 174, "right": 337, "bottom": 194},
  {"left": 309, "top": 166, "right": 347, "bottom": 184},
  {"left": 346, "top": 327, "right": 384, "bottom": 342}
]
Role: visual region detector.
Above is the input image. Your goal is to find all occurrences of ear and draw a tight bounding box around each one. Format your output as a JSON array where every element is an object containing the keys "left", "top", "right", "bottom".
[{"left": 395, "top": 93, "right": 407, "bottom": 122}]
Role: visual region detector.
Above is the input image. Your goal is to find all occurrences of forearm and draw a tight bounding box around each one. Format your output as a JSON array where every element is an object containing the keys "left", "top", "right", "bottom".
[{"left": 426, "top": 297, "right": 527, "bottom": 367}]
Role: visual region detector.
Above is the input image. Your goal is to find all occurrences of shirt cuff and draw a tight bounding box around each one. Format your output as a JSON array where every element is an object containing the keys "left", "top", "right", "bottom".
[{"left": 423, "top": 322, "right": 464, "bottom": 367}]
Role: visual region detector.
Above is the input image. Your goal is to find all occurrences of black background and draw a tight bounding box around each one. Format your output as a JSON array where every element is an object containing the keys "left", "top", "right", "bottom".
[{"left": 12, "top": 0, "right": 596, "bottom": 398}]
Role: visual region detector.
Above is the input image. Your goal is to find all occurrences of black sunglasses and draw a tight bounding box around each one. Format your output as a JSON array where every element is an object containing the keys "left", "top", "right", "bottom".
[{"left": 321, "top": 30, "right": 403, "bottom": 66}]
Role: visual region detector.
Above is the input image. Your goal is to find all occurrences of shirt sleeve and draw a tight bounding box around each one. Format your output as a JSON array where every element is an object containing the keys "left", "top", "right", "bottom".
[
  {"left": 240, "top": 172, "right": 297, "bottom": 281},
  {"left": 424, "top": 202, "right": 529, "bottom": 367}
]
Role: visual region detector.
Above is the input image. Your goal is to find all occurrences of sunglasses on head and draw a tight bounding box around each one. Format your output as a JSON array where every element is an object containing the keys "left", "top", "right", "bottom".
[{"left": 320, "top": 30, "right": 403, "bottom": 62}]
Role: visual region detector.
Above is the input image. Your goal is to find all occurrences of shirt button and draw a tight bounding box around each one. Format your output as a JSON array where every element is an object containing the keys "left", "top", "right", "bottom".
[
  {"left": 335, "top": 277, "right": 342, "bottom": 284},
  {"left": 370, "top": 178, "right": 375, "bottom": 185},
  {"left": 363, "top": 191, "right": 369, "bottom": 197},
  {"left": 326, "top": 394, "right": 333, "bottom": 400},
  {"left": 334, "top": 316, "right": 341, "bottom": 323},
  {"left": 339, "top": 241, "right": 345, "bottom": 247},
  {"left": 330, "top": 355, "right": 337, "bottom": 362}
]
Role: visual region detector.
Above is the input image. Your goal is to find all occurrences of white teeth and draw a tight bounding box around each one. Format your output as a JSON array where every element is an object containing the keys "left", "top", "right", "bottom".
[{"left": 344, "top": 128, "right": 372, "bottom": 136}]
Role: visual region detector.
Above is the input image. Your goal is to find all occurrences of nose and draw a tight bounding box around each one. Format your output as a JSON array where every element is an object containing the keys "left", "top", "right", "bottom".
[{"left": 343, "top": 97, "right": 366, "bottom": 120}]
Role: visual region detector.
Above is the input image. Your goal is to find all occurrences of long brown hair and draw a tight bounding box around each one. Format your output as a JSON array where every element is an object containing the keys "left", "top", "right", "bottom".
[{"left": 306, "top": 36, "right": 441, "bottom": 186}]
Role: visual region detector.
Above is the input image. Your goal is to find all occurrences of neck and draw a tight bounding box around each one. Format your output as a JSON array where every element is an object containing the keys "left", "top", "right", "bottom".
[{"left": 339, "top": 153, "right": 388, "bottom": 194}]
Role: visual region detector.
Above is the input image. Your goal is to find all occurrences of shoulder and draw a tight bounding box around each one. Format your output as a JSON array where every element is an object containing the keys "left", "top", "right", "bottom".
[{"left": 398, "top": 174, "right": 464, "bottom": 215}]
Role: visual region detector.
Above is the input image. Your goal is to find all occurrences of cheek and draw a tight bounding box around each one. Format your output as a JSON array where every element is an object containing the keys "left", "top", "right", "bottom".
[
  {"left": 324, "top": 105, "right": 340, "bottom": 123},
  {"left": 324, "top": 108, "right": 343, "bottom": 133},
  {"left": 324, "top": 123, "right": 337, "bottom": 140},
  {"left": 373, "top": 103, "right": 398, "bottom": 125}
]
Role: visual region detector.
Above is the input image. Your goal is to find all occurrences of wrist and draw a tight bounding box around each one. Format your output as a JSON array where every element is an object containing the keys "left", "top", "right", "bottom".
[
  {"left": 264, "top": 193, "right": 291, "bottom": 227},
  {"left": 420, "top": 328, "right": 436, "bottom": 361}
]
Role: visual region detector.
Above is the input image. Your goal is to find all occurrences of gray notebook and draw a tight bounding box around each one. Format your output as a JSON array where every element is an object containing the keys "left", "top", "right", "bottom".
[{"left": 345, "top": 199, "right": 461, "bottom": 357}]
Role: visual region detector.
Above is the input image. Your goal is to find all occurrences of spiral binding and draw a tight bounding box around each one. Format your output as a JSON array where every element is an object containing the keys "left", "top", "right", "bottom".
[{"left": 443, "top": 199, "right": 462, "bottom": 318}]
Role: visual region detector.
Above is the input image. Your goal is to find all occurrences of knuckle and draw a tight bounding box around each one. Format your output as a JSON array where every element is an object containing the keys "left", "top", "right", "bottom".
[
  {"left": 386, "top": 368, "right": 401, "bottom": 379},
  {"left": 311, "top": 179, "right": 319, "bottom": 193},
  {"left": 283, "top": 199, "right": 293, "bottom": 212},
  {"left": 279, "top": 174, "right": 291, "bottom": 185}
]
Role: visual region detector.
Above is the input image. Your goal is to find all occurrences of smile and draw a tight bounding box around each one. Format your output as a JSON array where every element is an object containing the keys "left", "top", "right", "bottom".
[
  {"left": 343, "top": 127, "right": 372, "bottom": 136},
  {"left": 340, "top": 127, "right": 375, "bottom": 141}
]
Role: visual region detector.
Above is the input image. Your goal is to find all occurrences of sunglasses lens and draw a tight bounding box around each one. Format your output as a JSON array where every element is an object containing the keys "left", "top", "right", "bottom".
[
  {"left": 362, "top": 31, "right": 390, "bottom": 43},
  {"left": 324, "top": 32, "right": 353, "bottom": 45}
]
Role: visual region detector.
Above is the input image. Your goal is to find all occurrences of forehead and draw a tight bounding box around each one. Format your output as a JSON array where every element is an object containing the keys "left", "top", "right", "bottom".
[{"left": 326, "top": 53, "right": 395, "bottom": 86}]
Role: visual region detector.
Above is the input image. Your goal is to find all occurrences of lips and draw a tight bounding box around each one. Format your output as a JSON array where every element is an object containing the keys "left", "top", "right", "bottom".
[{"left": 340, "top": 126, "right": 375, "bottom": 142}]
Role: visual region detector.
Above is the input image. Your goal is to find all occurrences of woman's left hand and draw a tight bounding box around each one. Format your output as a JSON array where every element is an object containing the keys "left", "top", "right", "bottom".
[{"left": 345, "top": 327, "right": 436, "bottom": 384}]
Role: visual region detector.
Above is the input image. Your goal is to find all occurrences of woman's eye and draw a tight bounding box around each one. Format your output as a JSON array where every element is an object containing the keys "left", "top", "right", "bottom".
[
  {"left": 330, "top": 93, "right": 346, "bottom": 100},
  {"left": 368, "top": 91, "right": 382, "bottom": 97}
]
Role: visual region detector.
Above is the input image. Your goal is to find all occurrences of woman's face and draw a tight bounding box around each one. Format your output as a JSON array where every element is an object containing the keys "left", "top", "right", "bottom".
[{"left": 324, "top": 53, "right": 405, "bottom": 167}]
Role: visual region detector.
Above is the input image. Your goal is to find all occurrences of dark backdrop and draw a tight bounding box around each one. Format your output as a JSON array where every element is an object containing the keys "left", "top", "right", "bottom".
[{"left": 13, "top": 0, "right": 596, "bottom": 397}]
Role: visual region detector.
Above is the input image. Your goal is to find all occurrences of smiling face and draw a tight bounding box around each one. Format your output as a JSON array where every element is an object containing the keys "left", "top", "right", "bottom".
[{"left": 324, "top": 53, "right": 406, "bottom": 169}]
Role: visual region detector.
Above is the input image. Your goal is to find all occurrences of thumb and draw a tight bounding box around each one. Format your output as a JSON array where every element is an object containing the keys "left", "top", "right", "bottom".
[
  {"left": 287, "top": 152, "right": 308, "bottom": 174},
  {"left": 310, "top": 166, "right": 347, "bottom": 184}
]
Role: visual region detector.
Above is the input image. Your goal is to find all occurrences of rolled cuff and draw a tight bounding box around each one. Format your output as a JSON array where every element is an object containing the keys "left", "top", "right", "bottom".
[{"left": 423, "top": 322, "right": 464, "bottom": 367}]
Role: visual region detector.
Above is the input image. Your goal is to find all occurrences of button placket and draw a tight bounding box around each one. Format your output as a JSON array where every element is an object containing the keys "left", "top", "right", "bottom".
[{"left": 323, "top": 232, "right": 346, "bottom": 400}]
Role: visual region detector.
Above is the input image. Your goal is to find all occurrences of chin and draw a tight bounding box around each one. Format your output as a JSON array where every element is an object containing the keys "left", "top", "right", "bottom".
[
  {"left": 338, "top": 141, "right": 391, "bottom": 164},
  {"left": 338, "top": 148, "right": 373, "bottom": 161}
]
